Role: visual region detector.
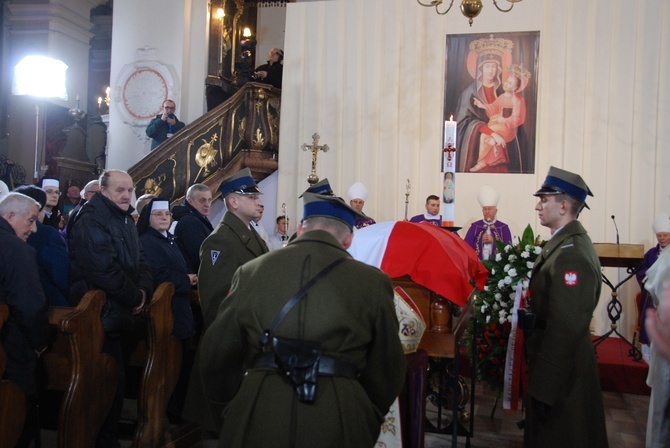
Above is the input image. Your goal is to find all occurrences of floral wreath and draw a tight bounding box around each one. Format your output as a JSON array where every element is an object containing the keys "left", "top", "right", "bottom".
[{"left": 465, "top": 224, "right": 545, "bottom": 393}]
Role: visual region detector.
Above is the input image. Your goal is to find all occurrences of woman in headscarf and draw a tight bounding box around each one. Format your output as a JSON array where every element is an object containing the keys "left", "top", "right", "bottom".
[{"left": 137, "top": 198, "right": 197, "bottom": 421}]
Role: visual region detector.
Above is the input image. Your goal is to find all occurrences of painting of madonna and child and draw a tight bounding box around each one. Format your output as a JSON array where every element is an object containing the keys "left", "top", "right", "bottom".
[{"left": 445, "top": 32, "right": 539, "bottom": 174}]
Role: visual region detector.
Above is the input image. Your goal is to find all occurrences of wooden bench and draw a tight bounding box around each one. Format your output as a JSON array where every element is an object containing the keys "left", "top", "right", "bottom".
[
  {"left": 131, "top": 282, "right": 200, "bottom": 448},
  {"left": 40, "top": 284, "right": 200, "bottom": 447},
  {"left": 43, "top": 289, "right": 117, "bottom": 448},
  {"left": 0, "top": 302, "right": 27, "bottom": 447}
]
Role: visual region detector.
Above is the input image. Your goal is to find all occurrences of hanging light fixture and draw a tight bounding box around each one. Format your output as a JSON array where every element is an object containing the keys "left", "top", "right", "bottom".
[{"left": 417, "top": 0, "right": 523, "bottom": 26}]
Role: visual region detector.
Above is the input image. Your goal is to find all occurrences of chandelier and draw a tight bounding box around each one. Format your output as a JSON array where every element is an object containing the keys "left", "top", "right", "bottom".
[{"left": 417, "top": 0, "right": 523, "bottom": 26}]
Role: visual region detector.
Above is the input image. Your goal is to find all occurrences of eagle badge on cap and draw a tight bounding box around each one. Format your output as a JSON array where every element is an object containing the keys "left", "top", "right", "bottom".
[
  {"left": 564, "top": 271, "right": 578, "bottom": 287},
  {"left": 211, "top": 250, "right": 221, "bottom": 265}
]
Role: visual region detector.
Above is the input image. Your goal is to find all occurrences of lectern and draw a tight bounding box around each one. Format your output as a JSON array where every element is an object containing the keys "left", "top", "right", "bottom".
[{"left": 592, "top": 243, "right": 644, "bottom": 360}]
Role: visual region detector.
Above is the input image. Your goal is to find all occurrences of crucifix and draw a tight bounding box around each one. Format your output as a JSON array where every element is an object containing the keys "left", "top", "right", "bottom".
[{"left": 301, "top": 133, "right": 329, "bottom": 185}]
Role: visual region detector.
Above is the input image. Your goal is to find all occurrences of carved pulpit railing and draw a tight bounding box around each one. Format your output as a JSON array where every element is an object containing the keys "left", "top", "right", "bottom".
[{"left": 128, "top": 82, "right": 281, "bottom": 203}]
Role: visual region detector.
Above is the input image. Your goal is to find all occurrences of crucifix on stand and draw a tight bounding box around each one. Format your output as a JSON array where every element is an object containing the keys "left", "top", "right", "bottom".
[{"left": 301, "top": 133, "right": 329, "bottom": 185}]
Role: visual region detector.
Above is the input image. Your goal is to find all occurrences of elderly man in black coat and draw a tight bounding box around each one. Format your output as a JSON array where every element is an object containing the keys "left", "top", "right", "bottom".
[
  {"left": 0, "top": 192, "right": 50, "bottom": 446},
  {"left": 69, "top": 169, "right": 153, "bottom": 447}
]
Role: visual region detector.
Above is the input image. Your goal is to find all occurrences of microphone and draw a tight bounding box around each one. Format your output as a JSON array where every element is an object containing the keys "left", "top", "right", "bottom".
[{"left": 611, "top": 215, "right": 620, "bottom": 245}]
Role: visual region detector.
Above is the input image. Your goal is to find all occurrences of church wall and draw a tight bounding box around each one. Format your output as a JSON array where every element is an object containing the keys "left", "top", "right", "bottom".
[
  {"left": 5, "top": 1, "right": 94, "bottom": 182},
  {"left": 106, "top": 0, "right": 208, "bottom": 170},
  {"left": 256, "top": 6, "right": 286, "bottom": 68},
  {"left": 279, "top": 0, "right": 670, "bottom": 337}
]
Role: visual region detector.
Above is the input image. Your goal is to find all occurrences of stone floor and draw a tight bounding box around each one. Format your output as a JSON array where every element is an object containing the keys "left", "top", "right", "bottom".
[
  {"left": 39, "top": 380, "right": 649, "bottom": 448},
  {"left": 425, "top": 381, "right": 649, "bottom": 448}
]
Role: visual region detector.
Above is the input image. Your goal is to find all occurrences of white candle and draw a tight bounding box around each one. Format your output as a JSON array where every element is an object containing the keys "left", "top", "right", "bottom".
[{"left": 443, "top": 115, "right": 457, "bottom": 148}]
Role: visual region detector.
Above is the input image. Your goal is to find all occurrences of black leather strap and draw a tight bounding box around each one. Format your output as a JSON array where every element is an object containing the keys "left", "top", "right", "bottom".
[
  {"left": 259, "top": 257, "right": 348, "bottom": 346},
  {"left": 252, "top": 352, "right": 357, "bottom": 379}
]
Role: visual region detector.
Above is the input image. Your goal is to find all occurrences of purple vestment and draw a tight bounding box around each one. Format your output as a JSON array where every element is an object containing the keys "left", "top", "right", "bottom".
[
  {"left": 464, "top": 219, "right": 512, "bottom": 261},
  {"left": 409, "top": 214, "right": 442, "bottom": 227}
]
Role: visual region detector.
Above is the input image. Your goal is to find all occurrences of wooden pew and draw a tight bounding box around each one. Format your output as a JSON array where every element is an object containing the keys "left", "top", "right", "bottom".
[
  {"left": 133, "top": 282, "right": 180, "bottom": 447},
  {"left": 43, "top": 290, "right": 117, "bottom": 448},
  {"left": 0, "top": 302, "right": 27, "bottom": 447}
]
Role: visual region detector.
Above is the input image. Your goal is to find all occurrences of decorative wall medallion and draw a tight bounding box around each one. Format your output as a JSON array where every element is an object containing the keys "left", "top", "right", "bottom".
[
  {"left": 113, "top": 47, "right": 180, "bottom": 143},
  {"left": 122, "top": 69, "right": 168, "bottom": 120}
]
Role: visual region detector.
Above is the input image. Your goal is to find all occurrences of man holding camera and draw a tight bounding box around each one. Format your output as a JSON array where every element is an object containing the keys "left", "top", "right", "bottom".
[
  {"left": 254, "top": 48, "right": 283, "bottom": 89},
  {"left": 146, "top": 99, "right": 186, "bottom": 150}
]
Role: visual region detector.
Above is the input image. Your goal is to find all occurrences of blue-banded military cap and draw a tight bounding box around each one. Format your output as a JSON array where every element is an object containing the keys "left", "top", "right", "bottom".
[
  {"left": 218, "top": 167, "right": 262, "bottom": 197},
  {"left": 534, "top": 166, "right": 593, "bottom": 209},
  {"left": 298, "top": 178, "right": 334, "bottom": 198},
  {"left": 302, "top": 192, "right": 365, "bottom": 230}
]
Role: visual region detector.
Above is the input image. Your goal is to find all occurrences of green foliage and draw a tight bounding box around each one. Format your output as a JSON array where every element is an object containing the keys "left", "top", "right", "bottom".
[{"left": 465, "top": 224, "right": 544, "bottom": 392}]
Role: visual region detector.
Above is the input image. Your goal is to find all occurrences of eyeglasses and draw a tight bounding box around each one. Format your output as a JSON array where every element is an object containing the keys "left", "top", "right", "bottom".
[
  {"left": 151, "top": 212, "right": 171, "bottom": 218},
  {"left": 45, "top": 189, "right": 60, "bottom": 195},
  {"left": 163, "top": 106, "right": 176, "bottom": 110}
]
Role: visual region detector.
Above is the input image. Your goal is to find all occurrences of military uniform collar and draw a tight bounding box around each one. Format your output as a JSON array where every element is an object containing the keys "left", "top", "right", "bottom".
[{"left": 293, "top": 229, "right": 351, "bottom": 254}]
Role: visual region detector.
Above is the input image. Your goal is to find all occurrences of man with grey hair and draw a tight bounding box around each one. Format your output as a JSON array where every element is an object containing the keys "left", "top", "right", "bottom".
[
  {"left": 198, "top": 190, "right": 406, "bottom": 446},
  {"left": 172, "top": 183, "right": 214, "bottom": 273},
  {"left": 0, "top": 192, "right": 49, "bottom": 446},
  {"left": 68, "top": 169, "right": 153, "bottom": 447}
]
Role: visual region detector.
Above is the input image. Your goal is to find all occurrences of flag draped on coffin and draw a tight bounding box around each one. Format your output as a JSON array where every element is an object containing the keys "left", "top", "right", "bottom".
[{"left": 348, "top": 221, "right": 488, "bottom": 306}]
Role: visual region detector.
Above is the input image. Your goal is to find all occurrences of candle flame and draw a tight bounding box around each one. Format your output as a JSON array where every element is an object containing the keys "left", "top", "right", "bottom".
[{"left": 449, "top": 115, "right": 454, "bottom": 121}]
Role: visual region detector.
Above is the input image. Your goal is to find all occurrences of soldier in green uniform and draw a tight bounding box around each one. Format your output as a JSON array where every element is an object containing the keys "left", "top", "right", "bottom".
[
  {"left": 197, "top": 167, "right": 269, "bottom": 326},
  {"left": 524, "top": 166, "right": 608, "bottom": 447},
  {"left": 199, "top": 191, "right": 406, "bottom": 447},
  {"left": 185, "top": 167, "right": 269, "bottom": 436}
]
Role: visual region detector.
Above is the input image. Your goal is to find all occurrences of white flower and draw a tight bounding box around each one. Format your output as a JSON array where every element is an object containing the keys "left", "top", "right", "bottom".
[
  {"left": 526, "top": 261, "right": 534, "bottom": 269},
  {"left": 509, "top": 292, "right": 516, "bottom": 300},
  {"left": 504, "top": 245, "right": 512, "bottom": 253},
  {"left": 491, "top": 268, "right": 496, "bottom": 275},
  {"left": 480, "top": 304, "right": 488, "bottom": 313},
  {"left": 528, "top": 270, "right": 533, "bottom": 279},
  {"left": 508, "top": 254, "right": 517, "bottom": 263},
  {"left": 525, "top": 244, "right": 533, "bottom": 252},
  {"left": 499, "top": 315, "right": 508, "bottom": 325},
  {"left": 484, "top": 285, "right": 489, "bottom": 291},
  {"left": 492, "top": 303, "right": 500, "bottom": 310},
  {"left": 494, "top": 293, "right": 502, "bottom": 300},
  {"left": 521, "top": 251, "right": 530, "bottom": 259},
  {"left": 512, "top": 236, "right": 520, "bottom": 246},
  {"left": 509, "top": 268, "right": 517, "bottom": 277},
  {"left": 534, "top": 246, "right": 542, "bottom": 255},
  {"left": 499, "top": 310, "right": 507, "bottom": 319},
  {"left": 495, "top": 253, "right": 503, "bottom": 262},
  {"left": 504, "top": 264, "right": 511, "bottom": 272},
  {"left": 522, "top": 279, "right": 530, "bottom": 290},
  {"left": 486, "top": 315, "right": 491, "bottom": 324},
  {"left": 498, "top": 279, "right": 506, "bottom": 289},
  {"left": 511, "top": 283, "right": 518, "bottom": 291},
  {"left": 504, "top": 276, "right": 512, "bottom": 285}
]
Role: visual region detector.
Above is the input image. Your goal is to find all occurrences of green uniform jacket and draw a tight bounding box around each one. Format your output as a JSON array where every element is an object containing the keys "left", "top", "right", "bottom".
[
  {"left": 525, "top": 220, "right": 608, "bottom": 448},
  {"left": 200, "top": 230, "right": 406, "bottom": 447},
  {"left": 185, "top": 211, "right": 268, "bottom": 433},
  {"left": 197, "top": 211, "right": 269, "bottom": 327}
]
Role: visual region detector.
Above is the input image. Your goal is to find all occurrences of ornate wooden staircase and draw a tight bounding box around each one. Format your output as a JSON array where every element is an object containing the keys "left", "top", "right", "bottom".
[{"left": 128, "top": 82, "right": 281, "bottom": 203}]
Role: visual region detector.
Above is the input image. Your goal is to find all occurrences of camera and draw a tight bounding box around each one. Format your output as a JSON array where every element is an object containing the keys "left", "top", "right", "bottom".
[{"left": 167, "top": 113, "right": 176, "bottom": 119}]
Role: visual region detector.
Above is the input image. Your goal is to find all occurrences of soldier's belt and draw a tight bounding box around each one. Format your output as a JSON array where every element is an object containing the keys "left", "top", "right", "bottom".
[
  {"left": 518, "top": 308, "right": 547, "bottom": 331},
  {"left": 251, "top": 352, "right": 358, "bottom": 379}
]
